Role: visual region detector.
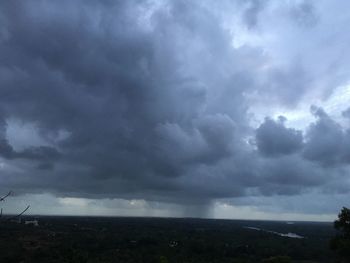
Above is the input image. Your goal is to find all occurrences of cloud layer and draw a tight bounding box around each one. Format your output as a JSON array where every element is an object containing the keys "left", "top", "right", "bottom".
[{"left": 0, "top": 0, "right": 350, "bottom": 218}]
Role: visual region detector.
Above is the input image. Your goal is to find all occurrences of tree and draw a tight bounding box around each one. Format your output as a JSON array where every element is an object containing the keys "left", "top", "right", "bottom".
[
  {"left": 330, "top": 207, "right": 350, "bottom": 261},
  {"left": 262, "top": 256, "right": 291, "bottom": 263}
]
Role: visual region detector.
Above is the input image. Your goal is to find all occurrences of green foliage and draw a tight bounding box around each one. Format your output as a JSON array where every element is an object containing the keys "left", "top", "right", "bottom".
[
  {"left": 330, "top": 207, "right": 350, "bottom": 260},
  {"left": 159, "top": 255, "right": 169, "bottom": 263},
  {"left": 334, "top": 207, "right": 350, "bottom": 237},
  {"left": 262, "top": 256, "right": 291, "bottom": 263}
]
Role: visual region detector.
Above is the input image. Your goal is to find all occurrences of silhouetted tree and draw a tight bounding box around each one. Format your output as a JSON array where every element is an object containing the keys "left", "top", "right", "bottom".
[{"left": 330, "top": 207, "right": 350, "bottom": 262}]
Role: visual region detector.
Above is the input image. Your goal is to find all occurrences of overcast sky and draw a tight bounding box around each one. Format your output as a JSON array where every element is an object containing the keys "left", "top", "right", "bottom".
[{"left": 1, "top": 0, "right": 350, "bottom": 221}]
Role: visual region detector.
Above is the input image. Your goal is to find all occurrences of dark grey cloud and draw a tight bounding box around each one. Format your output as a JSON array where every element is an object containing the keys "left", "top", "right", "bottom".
[
  {"left": 0, "top": 0, "right": 349, "bottom": 217},
  {"left": 0, "top": 0, "right": 256, "bottom": 204},
  {"left": 0, "top": 113, "right": 12, "bottom": 158},
  {"left": 303, "top": 107, "right": 350, "bottom": 166},
  {"left": 242, "top": 0, "right": 267, "bottom": 29},
  {"left": 256, "top": 116, "right": 303, "bottom": 156},
  {"left": 342, "top": 107, "right": 350, "bottom": 119},
  {"left": 289, "top": 0, "right": 318, "bottom": 27},
  {"left": 0, "top": 139, "right": 13, "bottom": 159}
]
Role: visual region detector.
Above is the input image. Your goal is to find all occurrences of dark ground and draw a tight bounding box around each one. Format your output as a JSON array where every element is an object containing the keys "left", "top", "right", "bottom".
[{"left": 0, "top": 216, "right": 336, "bottom": 263}]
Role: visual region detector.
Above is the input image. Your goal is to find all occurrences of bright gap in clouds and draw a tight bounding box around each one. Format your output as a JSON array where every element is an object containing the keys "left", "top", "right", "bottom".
[
  {"left": 6, "top": 119, "right": 70, "bottom": 151},
  {"left": 249, "top": 82, "right": 350, "bottom": 131}
]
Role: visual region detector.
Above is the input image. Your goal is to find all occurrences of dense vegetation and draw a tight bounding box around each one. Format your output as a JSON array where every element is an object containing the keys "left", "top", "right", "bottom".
[
  {"left": 330, "top": 207, "right": 350, "bottom": 262},
  {"left": 0, "top": 216, "right": 335, "bottom": 262}
]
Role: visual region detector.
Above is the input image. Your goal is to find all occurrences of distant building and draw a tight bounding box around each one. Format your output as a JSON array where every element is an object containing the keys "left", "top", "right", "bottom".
[{"left": 25, "top": 219, "right": 39, "bottom": 227}]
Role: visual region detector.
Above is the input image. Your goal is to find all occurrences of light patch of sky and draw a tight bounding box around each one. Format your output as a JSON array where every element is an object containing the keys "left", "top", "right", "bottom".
[
  {"left": 0, "top": 192, "right": 337, "bottom": 221},
  {"left": 226, "top": 16, "right": 259, "bottom": 49},
  {"left": 58, "top": 197, "right": 89, "bottom": 207},
  {"left": 136, "top": 0, "right": 169, "bottom": 31},
  {"left": 0, "top": 157, "right": 27, "bottom": 174},
  {"left": 6, "top": 119, "right": 49, "bottom": 151},
  {"left": 220, "top": 0, "right": 350, "bottom": 131},
  {"left": 213, "top": 201, "right": 335, "bottom": 222},
  {"left": 6, "top": 118, "right": 70, "bottom": 151},
  {"left": 248, "top": 82, "right": 350, "bottom": 131},
  {"left": 1, "top": 193, "right": 179, "bottom": 218}
]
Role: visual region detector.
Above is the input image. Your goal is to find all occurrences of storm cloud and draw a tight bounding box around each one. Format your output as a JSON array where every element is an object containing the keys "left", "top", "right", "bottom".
[
  {"left": 0, "top": 0, "right": 350, "bottom": 218},
  {"left": 256, "top": 116, "right": 303, "bottom": 156}
]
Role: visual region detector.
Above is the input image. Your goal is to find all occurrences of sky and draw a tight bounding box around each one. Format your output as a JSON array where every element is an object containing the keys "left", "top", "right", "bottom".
[{"left": 1, "top": 0, "right": 350, "bottom": 221}]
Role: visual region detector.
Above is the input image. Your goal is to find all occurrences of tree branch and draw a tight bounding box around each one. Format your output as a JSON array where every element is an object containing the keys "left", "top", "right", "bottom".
[
  {"left": 0, "top": 191, "right": 12, "bottom": 201},
  {"left": 5, "top": 205, "right": 30, "bottom": 221}
]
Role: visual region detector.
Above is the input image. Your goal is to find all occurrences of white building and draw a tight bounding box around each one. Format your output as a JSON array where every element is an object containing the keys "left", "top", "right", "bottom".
[{"left": 25, "top": 219, "right": 39, "bottom": 227}]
